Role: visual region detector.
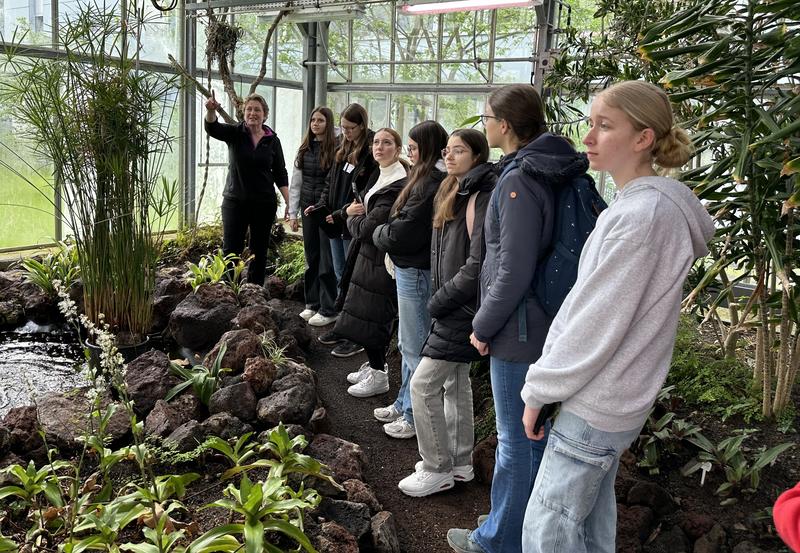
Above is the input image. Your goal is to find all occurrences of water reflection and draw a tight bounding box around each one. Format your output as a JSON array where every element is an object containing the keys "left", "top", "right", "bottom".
[{"left": 0, "top": 323, "right": 86, "bottom": 417}]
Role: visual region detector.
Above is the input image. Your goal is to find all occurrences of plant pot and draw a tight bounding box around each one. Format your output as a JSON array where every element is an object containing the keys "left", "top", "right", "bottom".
[{"left": 85, "top": 335, "right": 150, "bottom": 368}]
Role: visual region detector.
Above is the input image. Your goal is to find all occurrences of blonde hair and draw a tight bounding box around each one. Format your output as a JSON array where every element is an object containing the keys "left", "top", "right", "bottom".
[
  {"left": 243, "top": 93, "right": 269, "bottom": 115},
  {"left": 599, "top": 81, "right": 693, "bottom": 168}
]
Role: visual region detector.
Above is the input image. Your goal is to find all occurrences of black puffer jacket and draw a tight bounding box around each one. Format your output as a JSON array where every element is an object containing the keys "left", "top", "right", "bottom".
[
  {"left": 372, "top": 166, "right": 446, "bottom": 270},
  {"left": 318, "top": 131, "right": 377, "bottom": 240},
  {"left": 299, "top": 140, "right": 333, "bottom": 208},
  {"left": 333, "top": 165, "right": 407, "bottom": 350},
  {"left": 421, "top": 163, "right": 496, "bottom": 362}
]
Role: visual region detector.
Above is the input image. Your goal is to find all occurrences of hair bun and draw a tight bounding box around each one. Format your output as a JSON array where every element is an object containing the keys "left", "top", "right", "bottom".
[{"left": 654, "top": 126, "right": 693, "bottom": 169}]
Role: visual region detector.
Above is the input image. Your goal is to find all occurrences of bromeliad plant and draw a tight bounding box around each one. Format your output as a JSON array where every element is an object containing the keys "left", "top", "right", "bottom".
[
  {"left": 20, "top": 240, "right": 80, "bottom": 297},
  {"left": 165, "top": 343, "right": 230, "bottom": 406},
  {"left": 186, "top": 249, "right": 248, "bottom": 295},
  {"left": 0, "top": 0, "right": 178, "bottom": 344}
]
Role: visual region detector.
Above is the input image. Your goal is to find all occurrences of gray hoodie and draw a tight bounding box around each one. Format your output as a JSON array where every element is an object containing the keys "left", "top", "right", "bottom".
[{"left": 521, "top": 176, "right": 714, "bottom": 432}]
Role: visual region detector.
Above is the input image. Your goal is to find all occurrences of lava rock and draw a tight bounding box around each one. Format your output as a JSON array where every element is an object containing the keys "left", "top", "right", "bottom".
[
  {"left": 37, "top": 389, "right": 130, "bottom": 451},
  {"left": 617, "top": 503, "right": 655, "bottom": 549},
  {"left": 19, "top": 281, "right": 58, "bottom": 324},
  {"left": 145, "top": 399, "right": 188, "bottom": 438},
  {"left": 643, "top": 525, "right": 690, "bottom": 553},
  {"left": 233, "top": 305, "right": 279, "bottom": 335},
  {"left": 284, "top": 278, "right": 305, "bottom": 302},
  {"left": 238, "top": 283, "right": 270, "bottom": 307},
  {"left": 309, "top": 406, "right": 330, "bottom": 434},
  {"left": 680, "top": 511, "right": 716, "bottom": 541},
  {"left": 317, "top": 498, "right": 371, "bottom": 540},
  {"left": 473, "top": 434, "right": 497, "bottom": 483},
  {"left": 627, "top": 481, "right": 676, "bottom": 516},
  {"left": 344, "top": 480, "right": 382, "bottom": 514},
  {"left": 199, "top": 412, "right": 253, "bottom": 440},
  {"left": 256, "top": 384, "right": 316, "bottom": 427},
  {"left": 125, "top": 349, "right": 178, "bottom": 416},
  {"left": 0, "top": 300, "right": 23, "bottom": 327},
  {"left": 208, "top": 382, "right": 257, "bottom": 422},
  {"left": 307, "top": 434, "right": 366, "bottom": 483},
  {"left": 2, "top": 406, "right": 43, "bottom": 455},
  {"left": 266, "top": 275, "right": 286, "bottom": 299},
  {"left": 204, "top": 329, "right": 263, "bottom": 374},
  {"left": 694, "top": 523, "right": 727, "bottom": 553},
  {"left": 151, "top": 271, "right": 191, "bottom": 333},
  {"left": 242, "top": 357, "right": 277, "bottom": 395},
  {"left": 731, "top": 541, "right": 766, "bottom": 553},
  {"left": 169, "top": 284, "right": 239, "bottom": 350},
  {"left": 312, "top": 521, "right": 359, "bottom": 553},
  {"left": 164, "top": 420, "right": 204, "bottom": 452},
  {"left": 371, "top": 511, "right": 401, "bottom": 553}
]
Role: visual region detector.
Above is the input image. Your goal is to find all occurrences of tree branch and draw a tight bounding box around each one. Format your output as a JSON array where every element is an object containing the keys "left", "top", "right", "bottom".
[
  {"left": 167, "top": 54, "right": 235, "bottom": 124},
  {"left": 249, "top": 9, "right": 290, "bottom": 96}
]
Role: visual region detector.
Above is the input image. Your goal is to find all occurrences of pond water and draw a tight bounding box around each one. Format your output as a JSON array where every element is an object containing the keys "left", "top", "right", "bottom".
[{"left": 0, "top": 321, "right": 87, "bottom": 417}]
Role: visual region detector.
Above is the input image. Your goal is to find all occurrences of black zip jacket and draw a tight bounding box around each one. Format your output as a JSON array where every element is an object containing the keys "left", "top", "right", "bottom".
[
  {"left": 372, "top": 167, "right": 446, "bottom": 270},
  {"left": 421, "top": 163, "right": 497, "bottom": 362},
  {"left": 204, "top": 119, "right": 288, "bottom": 203},
  {"left": 318, "top": 131, "right": 377, "bottom": 239}
]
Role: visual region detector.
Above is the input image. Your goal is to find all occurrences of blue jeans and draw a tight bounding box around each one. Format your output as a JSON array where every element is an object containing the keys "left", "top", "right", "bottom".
[
  {"left": 330, "top": 237, "right": 351, "bottom": 285},
  {"left": 522, "top": 411, "right": 641, "bottom": 553},
  {"left": 472, "top": 357, "right": 550, "bottom": 553},
  {"left": 393, "top": 266, "right": 431, "bottom": 425}
]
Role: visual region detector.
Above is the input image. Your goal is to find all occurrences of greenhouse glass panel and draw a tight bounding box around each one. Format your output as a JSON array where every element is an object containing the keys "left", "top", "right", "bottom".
[
  {"left": 233, "top": 14, "right": 277, "bottom": 78},
  {"left": 326, "top": 20, "right": 349, "bottom": 83},
  {"left": 274, "top": 87, "right": 303, "bottom": 178},
  {"left": 493, "top": 7, "right": 534, "bottom": 83},
  {"left": 135, "top": 7, "right": 180, "bottom": 63},
  {"left": 327, "top": 91, "right": 349, "bottom": 120},
  {"left": 4, "top": 0, "right": 53, "bottom": 46},
  {"left": 275, "top": 23, "right": 303, "bottom": 81},
  {"left": 390, "top": 93, "right": 434, "bottom": 137},
  {"left": 436, "top": 93, "right": 484, "bottom": 134},
  {"left": 195, "top": 81, "right": 233, "bottom": 225},
  {"left": 394, "top": 12, "right": 437, "bottom": 84},
  {"left": 349, "top": 92, "right": 389, "bottom": 129},
  {"left": 440, "top": 10, "right": 491, "bottom": 83},
  {"left": 351, "top": 3, "right": 391, "bottom": 83},
  {"left": 149, "top": 84, "right": 181, "bottom": 232}
]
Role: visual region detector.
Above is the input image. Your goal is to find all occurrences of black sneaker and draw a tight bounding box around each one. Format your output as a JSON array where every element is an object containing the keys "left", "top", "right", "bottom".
[
  {"left": 317, "top": 330, "right": 342, "bottom": 345},
  {"left": 331, "top": 340, "right": 365, "bottom": 358}
]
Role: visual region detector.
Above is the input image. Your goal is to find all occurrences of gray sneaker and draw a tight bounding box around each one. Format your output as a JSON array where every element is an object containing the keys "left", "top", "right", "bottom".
[
  {"left": 447, "top": 529, "right": 484, "bottom": 553},
  {"left": 383, "top": 417, "right": 415, "bottom": 439},
  {"left": 414, "top": 461, "right": 473, "bottom": 482}
]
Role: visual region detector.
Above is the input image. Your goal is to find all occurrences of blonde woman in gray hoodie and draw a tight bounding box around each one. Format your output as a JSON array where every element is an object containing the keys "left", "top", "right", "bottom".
[{"left": 520, "top": 80, "right": 715, "bottom": 553}]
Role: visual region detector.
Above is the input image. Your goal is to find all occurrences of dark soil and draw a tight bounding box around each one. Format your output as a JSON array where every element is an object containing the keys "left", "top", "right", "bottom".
[{"left": 303, "top": 321, "right": 491, "bottom": 553}]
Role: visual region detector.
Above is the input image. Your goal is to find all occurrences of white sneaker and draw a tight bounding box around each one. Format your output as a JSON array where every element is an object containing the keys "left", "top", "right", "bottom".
[
  {"left": 308, "top": 312, "right": 338, "bottom": 327},
  {"left": 374, "top": 404, "right": 402, "bottom": 423},
  {"left": 347, "top": 368, "right": 389, "bottom": 398},
  {"left": 398, "top": 468, "right": 454, "bottom": 497},
  {"left": 415, "top": 460, "right": 474, "bottom": 482},
  {"left": 346, "top": 362, "right": 371, "bottom": 384},
  {"left": 384, "top": 417, "right": 415, "bottom": 439},
  {"left": 298, "top": 308, "right": 316, "bottom": 321}
]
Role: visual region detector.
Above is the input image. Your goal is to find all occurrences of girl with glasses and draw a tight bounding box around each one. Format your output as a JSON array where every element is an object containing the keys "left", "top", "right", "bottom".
[
  {"left": 448, "top": 84, "right": 591, "bottom": 553},
  {"left": 311, "top": 103, "right": 378, "bottom": 356},
  {"left": 398, "top": 128, "right": 496, "bottom": 497},
  {"left": 368, "top": 120, "right": 449, "bottom": 438}
]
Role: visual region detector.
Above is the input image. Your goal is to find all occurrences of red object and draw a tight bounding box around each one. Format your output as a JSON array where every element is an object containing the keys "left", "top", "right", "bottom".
[{"left": 775, "top": 482, "right": 800, "bottom": 552}]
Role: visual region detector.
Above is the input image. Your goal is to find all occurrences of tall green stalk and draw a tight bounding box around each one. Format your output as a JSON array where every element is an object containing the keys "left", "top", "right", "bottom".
[{"left": 0, "top": 0, "right": 178, "bottom": 341}]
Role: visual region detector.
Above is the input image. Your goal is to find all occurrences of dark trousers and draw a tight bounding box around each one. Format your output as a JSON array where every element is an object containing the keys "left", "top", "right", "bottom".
[
  {"left": 301, "top": 211, "right": 338, "bottom": 316},
  {"left": 366, "top": 347, "right": 386, "bottom": 372},
  {"left": 221, "top": 198, "right": 277, "bottom": 287}
]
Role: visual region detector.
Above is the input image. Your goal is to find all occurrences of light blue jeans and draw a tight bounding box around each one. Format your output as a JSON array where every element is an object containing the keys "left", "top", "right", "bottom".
[
  {"left": 330, "top": 237, "right": 351, "bottom": 284},
  {"left": 521, "top": 410, "right": 641, "bottom": 553},
  {"left": 472, "top": 357, "right": 550, "bottom": 553},
  {"left": 393, "top": 266, "right": 431, "bottom": 425}
]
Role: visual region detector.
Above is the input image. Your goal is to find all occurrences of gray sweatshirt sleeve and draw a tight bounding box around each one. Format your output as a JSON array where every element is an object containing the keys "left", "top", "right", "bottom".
[
  {"left": 521, "top": 237, "right": 660, "bottom": 409},
  {"left": 288, "top": 166, "right": 302, "bottom": 217}
]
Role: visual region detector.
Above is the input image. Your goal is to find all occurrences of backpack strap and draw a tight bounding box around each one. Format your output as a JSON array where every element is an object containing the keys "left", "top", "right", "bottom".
[{"left": 466, "top": 191, "right": 478, "bottom": 240}]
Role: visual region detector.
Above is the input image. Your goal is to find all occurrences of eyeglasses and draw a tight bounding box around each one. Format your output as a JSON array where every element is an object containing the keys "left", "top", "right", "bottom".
[
  {"left": 341, "top": 123, "right": 359, "bottom": 132},
  {"left": 405, "top": 144, "right": 418, "bottom": 155},
  {"left": 441, "top": 147, "right": 471, "bottom": 159},
  {"left": 479, "top": 114, "right": 501, "bottom": 124}
]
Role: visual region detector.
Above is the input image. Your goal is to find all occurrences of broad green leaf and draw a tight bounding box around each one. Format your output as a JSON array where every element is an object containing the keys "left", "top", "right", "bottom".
[
  {"left": 751, "top": 442, "right": 794, "bottom": 471},
  {"left": 781, "top": 156, "right": 800, "bottom": 177},
  {"left": 243, "top": 519, "right": 264, "bottom": 553},
  {"left": 186, "top": 524, "right": 243, "bottom": 553},
  {"left": 750, "top": 118, "right": 800, "bottom": 147},
  {"left": 263, "top": 519, "right": 318, "bottom": 552}
]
